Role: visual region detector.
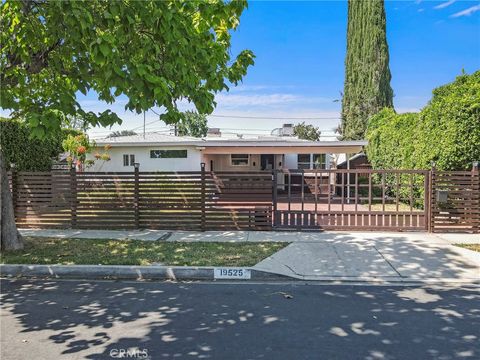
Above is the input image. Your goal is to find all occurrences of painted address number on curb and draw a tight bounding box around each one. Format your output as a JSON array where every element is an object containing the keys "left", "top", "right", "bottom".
[{"left": 214, "top": 268, "right": 251, "bottom": 279}]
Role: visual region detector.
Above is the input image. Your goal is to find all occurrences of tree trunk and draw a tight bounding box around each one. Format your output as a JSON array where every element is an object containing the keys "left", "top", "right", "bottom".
[{"left": 0, "top": 150, "right": 24, "bottom": 251}]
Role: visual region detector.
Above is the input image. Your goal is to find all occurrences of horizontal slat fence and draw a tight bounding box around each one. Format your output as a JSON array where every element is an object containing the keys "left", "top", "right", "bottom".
[
  {"left": 8, "top": 166, "right": 479, "bottom": 233},
  {"left": 10, "top": 169, "right": 273, "bottom": 231},
  {"left": 430, "top": 168, "right": 480, "bottom": 233}
]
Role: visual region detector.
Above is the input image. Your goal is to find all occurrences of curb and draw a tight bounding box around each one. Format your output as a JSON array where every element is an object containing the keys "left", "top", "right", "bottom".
[
  {"left": 0, "top": 264, "right": 288, "bottom": 282},
  {"left": 2, "top": 264, "right": 479, "bottom": 286}
]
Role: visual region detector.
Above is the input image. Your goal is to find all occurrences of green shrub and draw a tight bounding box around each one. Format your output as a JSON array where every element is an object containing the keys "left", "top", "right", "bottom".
[
  {"left": 366, "top": 71, "right": 480, "bottom": 171},
  {"left": 0, "top": 117, "right": 80, "bottom": 171}
]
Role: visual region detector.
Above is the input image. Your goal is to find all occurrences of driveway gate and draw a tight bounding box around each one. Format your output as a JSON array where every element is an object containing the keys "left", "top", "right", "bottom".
[{"left": 273, "top": 169, "right": 430, "bottom": 231}]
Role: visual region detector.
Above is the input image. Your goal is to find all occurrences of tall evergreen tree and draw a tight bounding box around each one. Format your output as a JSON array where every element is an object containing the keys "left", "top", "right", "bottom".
[{"left": 341, "top": 0, "right": 394, "bottom": 140}]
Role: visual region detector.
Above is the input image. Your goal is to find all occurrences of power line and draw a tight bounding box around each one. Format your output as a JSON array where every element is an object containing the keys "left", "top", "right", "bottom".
[{"left": 208, "top": 114, "right": 340, "bottom": 120}]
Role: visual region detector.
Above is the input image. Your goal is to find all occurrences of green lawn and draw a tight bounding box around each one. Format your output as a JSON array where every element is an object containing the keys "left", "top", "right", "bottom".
[
  {"left": 456, "top": 244, "right": 480, "bottom": 252},
  {"left": 0, "top": 237, "right": 286, "bottom": 267}
]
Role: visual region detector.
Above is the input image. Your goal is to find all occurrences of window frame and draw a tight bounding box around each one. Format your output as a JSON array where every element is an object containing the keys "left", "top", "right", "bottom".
[
  {"left": 230, "top": 154, "right": 250, "bottom": 167},
  {"left": 297, "top": 154, "right": 311, "bottom": 170},
  {"left": 123, "top": 154, "right": 135, "bottom": 167},
  {"left": 150, "top": 149, "right": 188, "bottom": 159},
  {"left": 312, "top": 154, "right": 327, "bottom": 169}
]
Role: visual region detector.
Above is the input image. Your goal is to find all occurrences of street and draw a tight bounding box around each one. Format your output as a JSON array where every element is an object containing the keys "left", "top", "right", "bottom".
[{"left": 1, "top": 279, "right": 479, "bottom": 360}]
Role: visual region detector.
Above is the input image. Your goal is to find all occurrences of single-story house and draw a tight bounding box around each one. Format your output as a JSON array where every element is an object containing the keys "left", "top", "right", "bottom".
[{"left": 88, "top": 125, "right": 367, "bottom": 173}]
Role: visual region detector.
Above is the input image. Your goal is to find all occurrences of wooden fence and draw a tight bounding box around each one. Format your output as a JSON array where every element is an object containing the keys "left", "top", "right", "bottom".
[
  {"left": 430, "top": 167, "right": 480, "bottom": 233},
  {"left": 8, "top": 166, "right": 479, "bottom": 233},
  {"left": 10, "top": 168, "right": 273, "bottom": 231}
]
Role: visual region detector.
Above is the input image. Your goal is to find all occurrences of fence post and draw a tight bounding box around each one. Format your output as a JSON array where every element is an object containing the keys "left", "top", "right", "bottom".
[
  {"left": 425, "top": 169, "right": 431, "bottom": 232},
  {"left": 428, "top": 163, "right": 436, "bottom": 233},
  {"left": 200, "top": 162, "right": 206, "bottom": 231},
  {"left": 134, "top": 163, "right": 140, "bottom": 229},
  {"left": 70, "top": 165, "right": 77, "bottom": 228},
  {"left": 272, "top": 170, "right": 278, "bottom": 227},
  {"left": 472, "top": 161, "right": 479, "bottom": 233},
  {"left": 10, "top": 163, "right": 17, "bottom": 220}
]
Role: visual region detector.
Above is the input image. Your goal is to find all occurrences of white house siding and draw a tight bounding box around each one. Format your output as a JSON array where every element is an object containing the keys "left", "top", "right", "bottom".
[{"left": 87, "top": 146, "right": 203, "bottom": 172}]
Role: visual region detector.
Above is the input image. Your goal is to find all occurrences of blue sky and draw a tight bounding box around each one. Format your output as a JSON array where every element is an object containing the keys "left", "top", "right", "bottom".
[{"left": 79, "top": 1, "right": 480, "bottom": 138}]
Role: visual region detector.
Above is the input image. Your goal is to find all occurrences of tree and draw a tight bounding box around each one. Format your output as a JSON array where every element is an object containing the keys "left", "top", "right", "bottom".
[
  {"left": 340, "top": 0, "right": 394, "bottom": 140},
  {"left": 177, "top": 111, "right": 208, "bottom": 138},
  {"left": 0, "top": 0, "right": 254, "bottom": 251},
  {"left": 293, "top": 122, "right": 321, "bottom": 141},
  {"left": 107, "top": 130, "right": 138, "bottom": 138}
]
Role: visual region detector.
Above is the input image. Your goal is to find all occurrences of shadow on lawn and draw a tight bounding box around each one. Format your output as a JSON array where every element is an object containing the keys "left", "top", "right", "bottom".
[{"left": 1, "top": 279, "right": 479, "bottom": 359}]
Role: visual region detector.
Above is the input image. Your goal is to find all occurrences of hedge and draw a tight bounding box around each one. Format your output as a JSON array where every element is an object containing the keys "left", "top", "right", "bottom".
[
  {"left": 0, "top": 117, "right": 80, "bottom": 171},
  {"left": 366, "top": 71, "right": 480, "bottom": 171}
]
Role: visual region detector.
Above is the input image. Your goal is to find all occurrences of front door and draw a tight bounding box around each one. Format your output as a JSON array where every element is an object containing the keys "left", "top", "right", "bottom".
[{"left": 260, "top": 154, "right": 275, "bottom": 171}]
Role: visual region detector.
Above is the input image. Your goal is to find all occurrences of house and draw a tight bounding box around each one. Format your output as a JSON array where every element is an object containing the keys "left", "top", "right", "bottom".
[{"left": 88, "top": 124, "right": 367, "bottom": 173}]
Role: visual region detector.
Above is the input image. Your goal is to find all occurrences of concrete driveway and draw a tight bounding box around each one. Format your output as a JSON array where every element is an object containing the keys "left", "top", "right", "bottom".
[{"left": 254, "top": 232, "right": 480, "bottom": 283}]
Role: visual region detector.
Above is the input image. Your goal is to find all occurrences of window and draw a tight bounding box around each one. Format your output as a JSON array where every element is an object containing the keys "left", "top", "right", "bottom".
[
  {"left": 297, "top": 154, "right": 311, "bottom": 170},
  {"left": 313, "top": 154, "right": 327, "bottom": 169},
  {"left": 297, "top": 154, "right": 328, "bottom": 169},
  {"left": 150, "top": 150, "right": 188, "bottom": 158},
  {"left": 123, "top": 154, "right": 135, "bottom": 166},
  {"left": 231, "top": 154, "right": 249, "bottom": 166}
]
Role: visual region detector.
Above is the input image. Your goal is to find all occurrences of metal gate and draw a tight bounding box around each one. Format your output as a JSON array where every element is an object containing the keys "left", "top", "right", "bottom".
[{"left": 273, "top": 169, "right": 429, "bottom": 231}]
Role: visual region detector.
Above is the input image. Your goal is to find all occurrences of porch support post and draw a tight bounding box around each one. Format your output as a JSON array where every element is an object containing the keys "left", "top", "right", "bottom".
[{"left": 346, "top": 153, "right": 351, "bottom": 204}]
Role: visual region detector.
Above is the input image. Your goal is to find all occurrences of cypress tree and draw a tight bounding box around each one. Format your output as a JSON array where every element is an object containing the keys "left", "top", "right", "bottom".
[{"left": 341, "top": 0, "right": 394, "bottom": 140}]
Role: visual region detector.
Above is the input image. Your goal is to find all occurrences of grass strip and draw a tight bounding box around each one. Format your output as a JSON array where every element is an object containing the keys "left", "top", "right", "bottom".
[{"left": 0, "top": 237, "right": 286, "bottom": 267}]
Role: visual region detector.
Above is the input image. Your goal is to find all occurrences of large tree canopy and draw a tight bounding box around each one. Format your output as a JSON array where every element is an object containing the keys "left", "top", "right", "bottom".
[
  {"left": 341, "top": 0, "right": 394, "bottom": 140},
  {"left": 0, "top": 0, "right": 254, "bottom": 252},
  {"left": 1, "top": 0, "right": 254, "bottom": 136}
]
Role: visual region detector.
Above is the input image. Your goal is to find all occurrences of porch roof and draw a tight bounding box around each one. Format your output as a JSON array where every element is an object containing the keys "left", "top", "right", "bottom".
[{"left": 198, "top": 142, "right": 366, "bottom": 154}]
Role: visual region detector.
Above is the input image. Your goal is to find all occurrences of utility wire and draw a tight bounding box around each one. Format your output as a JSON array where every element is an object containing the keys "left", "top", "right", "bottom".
[{"left": 208, "top": 114, "right": 340, "bottom": 120}]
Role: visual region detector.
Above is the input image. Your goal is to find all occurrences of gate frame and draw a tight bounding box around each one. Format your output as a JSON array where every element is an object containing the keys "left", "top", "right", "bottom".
[{"left": 272, "top": 168, "right": 430, "bottom": 232}]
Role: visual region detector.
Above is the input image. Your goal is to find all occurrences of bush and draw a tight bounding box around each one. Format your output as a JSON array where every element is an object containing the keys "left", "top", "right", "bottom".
[
  {"left": 0, "top": 117, "right": 80, "bottom": 171},
  {"left": 366, "top": 71, "right": 480, "bottom": 171}
]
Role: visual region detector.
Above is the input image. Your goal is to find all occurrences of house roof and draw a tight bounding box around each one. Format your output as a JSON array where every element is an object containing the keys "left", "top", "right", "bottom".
[{"left": 95, "top": 132, "right": 367, "bottom": 150}]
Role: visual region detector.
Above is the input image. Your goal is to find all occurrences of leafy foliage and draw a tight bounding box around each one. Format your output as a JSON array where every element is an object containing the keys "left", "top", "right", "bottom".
[
  {"left": 293, "top": 122, "right": 321, "bottom": 141},
  {"left": 107, "top": 130, "right": 137, "bottom": 138},
  {"left": 366, "top": 71, "right": 480, "bottom": 171},
  {"left": 62, "top": 134, "right": 111, "bottom": 170},
  {"left": 1, "top": 0, "right": 255, "bottom": 136},
  {"left": 0, "top": 117, "right": 79, "bottom": 171},
  {"left": 177, "top": 111, "right": 208, "bottom": 138},
  {"left": 341, "top": 0, "right": 394, "bottom": 140}
]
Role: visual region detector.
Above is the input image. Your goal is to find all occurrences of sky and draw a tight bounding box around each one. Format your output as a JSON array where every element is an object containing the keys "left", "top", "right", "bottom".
[{"left": 75, "top": 1, "right": 479, "bottom": 138}]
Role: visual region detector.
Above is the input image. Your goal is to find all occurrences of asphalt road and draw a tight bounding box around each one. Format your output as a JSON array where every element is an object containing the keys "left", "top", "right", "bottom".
[{"left": 1, "top": 279, "right": 479, "bottom": 360}]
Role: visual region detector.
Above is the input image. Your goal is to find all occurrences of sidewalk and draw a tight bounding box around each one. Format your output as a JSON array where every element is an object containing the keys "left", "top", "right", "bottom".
[{"left": 17, "top": 228, "right": 480, "bottom": 283}]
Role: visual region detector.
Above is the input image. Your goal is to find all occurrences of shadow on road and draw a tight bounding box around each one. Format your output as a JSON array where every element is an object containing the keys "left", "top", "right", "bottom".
[{"left": 1, "top": 279, "right": 479, "bottom": 359}]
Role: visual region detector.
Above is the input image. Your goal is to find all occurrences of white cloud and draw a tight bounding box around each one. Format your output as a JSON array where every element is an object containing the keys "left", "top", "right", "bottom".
[
  {"left": 214, "top": 93, "right": 299, "bottom": 107},
  {"left": 451, "top": 4, "right": 480, "bottom": 17},
  {"left": 434, "top": 0, "right": 456, "bottom": 10}
]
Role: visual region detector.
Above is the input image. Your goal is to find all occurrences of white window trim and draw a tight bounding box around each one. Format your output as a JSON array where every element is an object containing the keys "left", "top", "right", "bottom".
[
  {"left": 297, "top": 154, "right": 329, "bottom": 170},
  {"left": 231, "top": 154, "right": 250, "bottom": 167}
]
